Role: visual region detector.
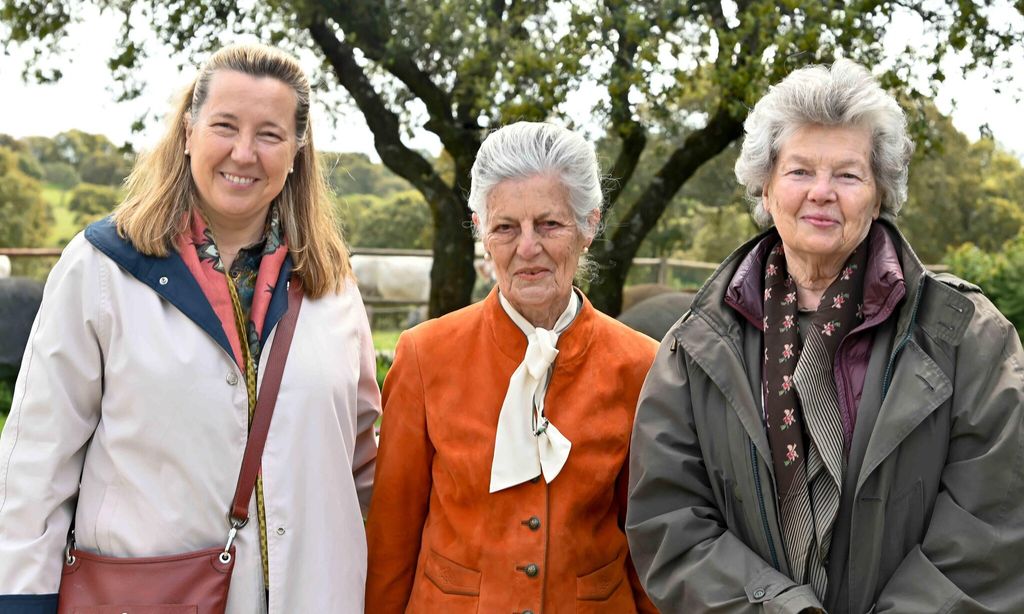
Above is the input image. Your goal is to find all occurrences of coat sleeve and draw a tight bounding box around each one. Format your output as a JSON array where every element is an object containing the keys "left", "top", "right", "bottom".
[
  {"left": 874, "top": 301, "right": 1024, "bottom": 613},
  {"left": 626, "top": 332, "right": 823, "bottom": 614},
  {"left": 0, "top": 237, "right": 107, "bottom": 612},
  {"left": 616, "top": 452, "right": 660, "bottom": 614},
  {"left": 364, "top": 329, "right": 434, "bottom": 613},
  {"left": 349, "top": 286, "right": 382, "bottom": 516}
]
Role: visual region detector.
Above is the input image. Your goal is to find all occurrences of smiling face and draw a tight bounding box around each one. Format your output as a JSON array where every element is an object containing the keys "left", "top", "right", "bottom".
[
  {"left": 764, "top": 123, "right": 880, "bottom": 270},
  {"left": 184, "top": 70, "right": 298, "bottom": 236},
  {"left": 478, "top": 173, "right": 593, "bottom": 328}
]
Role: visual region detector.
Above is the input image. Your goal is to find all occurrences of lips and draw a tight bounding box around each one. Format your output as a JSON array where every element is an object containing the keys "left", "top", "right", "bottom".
[
  {"left": 221, "top": 172, "right": 258, "bottom": 186},
  {"left": 801, "top": 214, "right": 839, "bottom": 227},
  {"left": 514, "top": 267, "right": 551, "bottom": 280}
]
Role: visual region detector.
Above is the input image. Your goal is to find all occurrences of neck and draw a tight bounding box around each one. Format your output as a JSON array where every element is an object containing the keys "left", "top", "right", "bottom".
[
  {"left": 784, "top": 247, "right": 848, "bottom": 311},
  {"left": 513, "top": 291, "right": 572, "bottom": 330},
  {"left": 202, "top": 207, "right": 268, "bottom": 272}
]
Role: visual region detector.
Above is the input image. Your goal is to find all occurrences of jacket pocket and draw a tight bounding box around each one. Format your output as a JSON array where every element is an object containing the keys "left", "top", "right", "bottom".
[
  {"left": 576, "top": 550, "right": 626, "bottom": 601},
  {"left": 423, "top": 549, "right": 481, "bottom": 597}
]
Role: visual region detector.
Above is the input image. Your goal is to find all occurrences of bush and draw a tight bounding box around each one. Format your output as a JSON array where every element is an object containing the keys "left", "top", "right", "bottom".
[
  {"left": 0, "top": 165, "right": 52, "bottom": 248},
  {"left": 42, "top": 161, "right": 80, "bottom": 190},
  {"left": 68, "top": 183, "right": 120, "bottom": 227},
  {"left": 375, "top": 350, "right": 394, "bottom": 390},
  {"left": 0, "top": 377, "right": 13, "bottom": 417},
  {"left": 945, "top": 233, "right": 1024, "bottom": 337}
]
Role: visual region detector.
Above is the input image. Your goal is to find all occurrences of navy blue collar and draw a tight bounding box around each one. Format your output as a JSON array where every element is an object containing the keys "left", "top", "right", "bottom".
[{"left": 85, "top": 217, "right": 293, "bottom": 360}]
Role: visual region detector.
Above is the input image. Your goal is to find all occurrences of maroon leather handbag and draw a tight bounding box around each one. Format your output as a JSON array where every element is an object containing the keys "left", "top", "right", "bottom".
[{"left": 57, "top": 279, "right": 304, "bottom": 614}]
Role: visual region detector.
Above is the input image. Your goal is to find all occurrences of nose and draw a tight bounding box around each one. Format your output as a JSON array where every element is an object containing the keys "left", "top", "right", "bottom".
[
  {"left": 807, "top": 174, "right": 836, "bottom": 203},
  {"left": 231, "top": 135, "right": 258, "bottom": 165},
  {"left": 516, "top": 224, "right": 542, "bottom": 258}
]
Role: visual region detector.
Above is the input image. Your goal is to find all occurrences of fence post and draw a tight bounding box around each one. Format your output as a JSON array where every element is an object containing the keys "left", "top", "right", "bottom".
[{"left": 656, "top": 257, "right": 669, "bottom": 286}]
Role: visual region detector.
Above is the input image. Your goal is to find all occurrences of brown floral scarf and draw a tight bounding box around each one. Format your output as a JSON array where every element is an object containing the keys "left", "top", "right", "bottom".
[{"left": 762, "top": 235, "right": 868, "bottom": 597}]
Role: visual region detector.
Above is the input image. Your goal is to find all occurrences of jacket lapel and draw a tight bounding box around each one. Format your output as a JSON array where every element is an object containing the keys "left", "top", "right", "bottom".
[
  {"left": 855, "top": 340, "right": 951, "bottom": 494},
  {"left": 259, "top": 258, "right": 295, "bottom": 352},
  {"left": 854, "top": 225, "right": 974, "bottom": 495},
  {"left": 84, "top": 217, "right": 278, "bottom": 361},
  {"left": 679, "top": 300, "right": 773, "bottom": 469}
]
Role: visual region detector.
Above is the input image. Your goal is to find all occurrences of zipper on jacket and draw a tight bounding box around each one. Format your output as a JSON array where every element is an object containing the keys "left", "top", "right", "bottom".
[
  {"left": 881, "top": 280, "right": 925, "bottom": 399},
  {"left": 749, "top": 438, "right": 780, "bottom": 569}
]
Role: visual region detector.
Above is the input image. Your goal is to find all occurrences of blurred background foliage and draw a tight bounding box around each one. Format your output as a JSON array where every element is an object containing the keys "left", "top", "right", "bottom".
[
  {"left": 4, "top": 0, "right": 1021, "bottom": 316},
  {"left": 5, "top": 116, "right": 1024, "bottom": 319},
  {"left": 3, "top": 113, "right": 1024, "bottom": 418}
]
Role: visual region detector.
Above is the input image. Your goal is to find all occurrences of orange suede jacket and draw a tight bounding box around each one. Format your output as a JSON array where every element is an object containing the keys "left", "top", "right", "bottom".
[{"left": 366, "top": 289, "right": 659, "bottom": 614}]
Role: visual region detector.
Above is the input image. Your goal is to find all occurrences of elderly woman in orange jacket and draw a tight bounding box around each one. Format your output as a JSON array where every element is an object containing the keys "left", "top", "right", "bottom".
[{"left": 365, "top": 122, "right": 658, "bottom": 614}]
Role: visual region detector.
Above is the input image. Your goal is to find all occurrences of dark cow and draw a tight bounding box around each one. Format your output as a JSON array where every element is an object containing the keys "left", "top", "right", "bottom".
[
  {"left": 0, "top": 278, "right": 44, "bottom": 381},
  {"left": 617, "top": 291, "right": 695, "bottom": 342}
]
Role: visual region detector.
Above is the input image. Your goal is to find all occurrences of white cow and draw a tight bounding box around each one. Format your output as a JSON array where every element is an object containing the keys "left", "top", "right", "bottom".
[{"left": 350, "top": 255, "right": 433, "bottom": 302}]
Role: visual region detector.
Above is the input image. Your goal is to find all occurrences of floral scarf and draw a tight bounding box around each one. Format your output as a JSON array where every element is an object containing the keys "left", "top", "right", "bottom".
[
  {"left": 762, "top": 235, "right": 869, "bottom": 597},
  {"left": 175, "top": 206, "right": 288, "bottom": 370}
]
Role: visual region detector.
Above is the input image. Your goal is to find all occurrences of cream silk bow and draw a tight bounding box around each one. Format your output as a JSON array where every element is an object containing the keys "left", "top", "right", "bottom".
[{"left": 489, "top": 291, "right": 579, "bottom": 493}]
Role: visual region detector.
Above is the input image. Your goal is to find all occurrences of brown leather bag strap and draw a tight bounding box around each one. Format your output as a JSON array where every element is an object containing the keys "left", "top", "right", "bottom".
[{"left": 229, "top": 276, "right": 304, "bottom": 523}]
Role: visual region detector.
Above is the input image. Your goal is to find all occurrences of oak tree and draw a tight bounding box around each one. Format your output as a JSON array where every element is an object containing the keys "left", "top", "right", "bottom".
[{"left": 4, "top": 0, "right": 1020, "bottom": 314}]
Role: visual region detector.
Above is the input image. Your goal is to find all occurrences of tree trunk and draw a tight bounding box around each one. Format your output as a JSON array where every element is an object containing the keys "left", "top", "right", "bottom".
[
  {"left": 589, "top": 107, "right": 745, "bottom": 316},
  {"left": 428, "top": 197, "right": 476, "bottom": 316}
]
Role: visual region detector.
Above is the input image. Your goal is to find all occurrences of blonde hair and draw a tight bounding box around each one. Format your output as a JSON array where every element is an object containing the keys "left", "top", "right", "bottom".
[{"left": 113, "top": 43, "right": 350, "bottom": 297}]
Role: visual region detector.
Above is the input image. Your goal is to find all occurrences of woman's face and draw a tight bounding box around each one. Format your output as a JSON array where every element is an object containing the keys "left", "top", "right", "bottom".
[
  {"left": 479, "top": 174, "right": 593, "bottom": 326},
  {"left": 764, "top": 123, "right": 880, "bottom": 267},
  {"left": 185, "top": 70, "right": 298, "bottom": 232}
]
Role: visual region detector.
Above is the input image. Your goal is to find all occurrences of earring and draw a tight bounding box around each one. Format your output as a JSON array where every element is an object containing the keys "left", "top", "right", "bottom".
[
  {"left": 484, "top": 251, "right": 492, "bottom": 262},
  {"left": 184, "top": 148, "right": 190, "bottom": 156},
  {"left": 583, "top": 246, "right": 589, "bottom": 254},
  {"left": 288, "top": 167, "right": 294, "bottom": 174}
]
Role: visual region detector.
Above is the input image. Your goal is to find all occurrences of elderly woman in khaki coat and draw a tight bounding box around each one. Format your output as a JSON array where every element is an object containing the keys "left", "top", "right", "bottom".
[{"left": 626, "top": 59, "right": 1024, "bottom": 613}]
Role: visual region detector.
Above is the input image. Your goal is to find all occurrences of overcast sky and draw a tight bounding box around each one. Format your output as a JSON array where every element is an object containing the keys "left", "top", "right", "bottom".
[{"left": 1, "top": 5, "right": 1021, "bottom": 161}]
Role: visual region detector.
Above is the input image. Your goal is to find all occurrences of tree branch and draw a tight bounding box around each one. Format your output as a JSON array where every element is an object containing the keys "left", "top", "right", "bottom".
[
  {"left": 306, "top": 18, "right": 455, "bottom": 212},
  {"left": 603, "top": 0, "right": 647, "bottom": 210},
  {"left": 601, "top": 104, "right": 744, "bottom": 261},
  {"left": 328, "top": 0, "right": 484, "bottom": 160}
]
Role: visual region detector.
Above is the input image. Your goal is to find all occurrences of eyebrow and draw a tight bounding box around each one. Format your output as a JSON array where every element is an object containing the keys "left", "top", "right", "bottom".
[
  {"left": 490, "top": 210, "right": 569, "bottom": 224},
  {"left": 782, "top": 154, "right": 870, "bottom": 169}
]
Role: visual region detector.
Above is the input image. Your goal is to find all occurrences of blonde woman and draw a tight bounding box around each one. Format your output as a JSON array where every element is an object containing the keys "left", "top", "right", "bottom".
[{"left": 0, "top": 44, "right": 380, "bottom": 613}]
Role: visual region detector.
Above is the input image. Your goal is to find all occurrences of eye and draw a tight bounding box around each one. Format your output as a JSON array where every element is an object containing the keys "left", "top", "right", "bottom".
[
  {"left": 492, "top": 223, "right": 513, "bottom": 233},
  {"left": 787, "top": 168, "right": 809, "bottom": 176},
  {"left": 839, "top": 172, "right": 862, "bottom": 180},
  {"left": 540, "top": 220, "right": 563, "bottom": 229},
  {"left": 259, "top": 131, "right": 284, "bottom": 142}
]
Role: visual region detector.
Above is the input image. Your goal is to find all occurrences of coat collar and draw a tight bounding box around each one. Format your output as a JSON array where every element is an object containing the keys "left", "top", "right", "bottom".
[
  {"left": 84, "top": 217, "right": 293, "bottom": 360},
  {"left": 670, "top": 219, "right": 971, "bottom": 474},
  {"left": 722, "top": 223, "right": 906, "bottom": 331},
  {"left": 483, "top": 286, "right": 596, "bottom": 369}
]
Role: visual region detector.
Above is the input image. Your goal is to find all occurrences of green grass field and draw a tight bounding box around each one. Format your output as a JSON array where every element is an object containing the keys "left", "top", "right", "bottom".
[
  {"left": 372, "top": 330, "right": 402, "bottom": 352},
  {"left": 42, "top": 184, "right": 80, "bottom": 246}
]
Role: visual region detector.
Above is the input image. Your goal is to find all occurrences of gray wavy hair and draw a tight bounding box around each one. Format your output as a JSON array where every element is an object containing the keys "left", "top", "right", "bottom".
[
  {"left": 735, "top": 58, "right": 915, "bottom": 227},
  {"left": 469, "top": 121, "right": 603, "bottom": 240}
]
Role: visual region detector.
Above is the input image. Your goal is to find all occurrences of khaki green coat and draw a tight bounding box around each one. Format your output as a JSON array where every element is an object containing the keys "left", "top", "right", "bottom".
[{"left": 627, "top": 224, "right": 1024, "bottom": 613}]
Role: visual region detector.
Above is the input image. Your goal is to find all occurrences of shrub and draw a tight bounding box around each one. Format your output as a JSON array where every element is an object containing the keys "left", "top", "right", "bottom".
[{"left": 945, "top": 233, "right": 1024, "bottom": 338}]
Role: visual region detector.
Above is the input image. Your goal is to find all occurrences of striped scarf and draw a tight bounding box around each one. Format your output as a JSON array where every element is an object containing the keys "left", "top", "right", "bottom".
[{"left": 762, "top": 236, "right": 868, "bottom": 598}]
